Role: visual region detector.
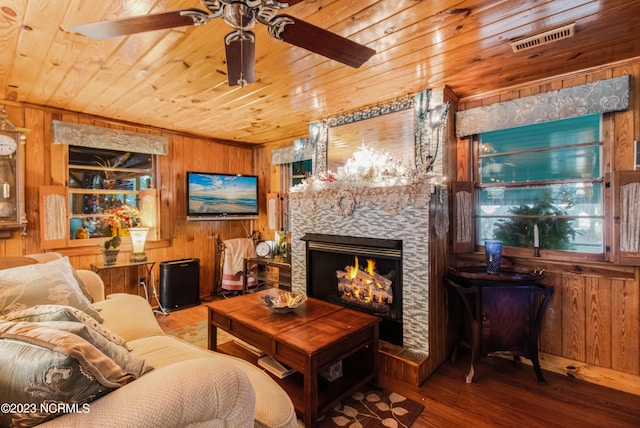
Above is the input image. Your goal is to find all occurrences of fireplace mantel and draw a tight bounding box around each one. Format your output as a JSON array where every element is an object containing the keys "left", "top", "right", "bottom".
[{"left": 289, "top": 181, "right": 431, "bottom": 217}]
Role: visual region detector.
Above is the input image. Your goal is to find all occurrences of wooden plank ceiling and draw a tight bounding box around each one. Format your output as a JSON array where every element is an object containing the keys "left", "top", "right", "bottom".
[{"left": 1, "top": 0, "right": 639, "bottom": 145}]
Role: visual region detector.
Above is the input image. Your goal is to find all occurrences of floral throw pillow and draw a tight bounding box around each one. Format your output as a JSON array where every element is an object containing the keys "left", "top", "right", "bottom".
[
  {"left": 0, "top": 319, "right": 151, "bottom": 427},
  {"left": 0, "top": 256, "right": 103, "bottom": 322}
]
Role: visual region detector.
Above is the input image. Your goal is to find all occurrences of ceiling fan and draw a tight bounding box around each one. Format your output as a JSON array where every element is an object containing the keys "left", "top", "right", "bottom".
[{"left": 69, "top": 0, "right": 376, "bottom": 86}]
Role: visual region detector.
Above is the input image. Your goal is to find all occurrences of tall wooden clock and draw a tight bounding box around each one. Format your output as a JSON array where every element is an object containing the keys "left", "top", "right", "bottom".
[{"left": 0, "top": 106, "right": 27, "bottom": 238}]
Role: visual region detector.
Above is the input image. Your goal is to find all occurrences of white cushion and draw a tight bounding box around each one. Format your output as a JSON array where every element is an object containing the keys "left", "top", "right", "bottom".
[
  {"left": 93, "top": 294, "right": 164, "bottom": 342},
  {"left": 129, "top": 335, "right": 298, "bottom": 428}
]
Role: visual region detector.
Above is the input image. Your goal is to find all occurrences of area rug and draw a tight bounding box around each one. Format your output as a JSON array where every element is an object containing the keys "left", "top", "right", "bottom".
[
  {"left": 164, "top": 319, "right": 234, "bottom": 347},
  {"left": 165, "top": 321, "right": 424, "bottom": 427},
  {"left": 318, "top": 388, "right": 423, "bottom": 428}
]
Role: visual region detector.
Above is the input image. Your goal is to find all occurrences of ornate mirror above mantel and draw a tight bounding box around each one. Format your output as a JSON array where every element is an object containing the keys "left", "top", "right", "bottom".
[
  {"left": 271, "top": 87, "right": 451, "bottom": 180},
  {"left": 324, "top": 96, "right": 415, "bottom": 174},
  {"left": 310, "top": 88, "right": 450, "bottom": 178}
]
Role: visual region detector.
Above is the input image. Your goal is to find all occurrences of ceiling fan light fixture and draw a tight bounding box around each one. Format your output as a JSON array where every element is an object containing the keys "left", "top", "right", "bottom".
[
  {"left": 219, "top": 0, "right": 261, "bottom": 6},
  {"left": 224, "top": 3, "right": 256, "bottom": 30}
]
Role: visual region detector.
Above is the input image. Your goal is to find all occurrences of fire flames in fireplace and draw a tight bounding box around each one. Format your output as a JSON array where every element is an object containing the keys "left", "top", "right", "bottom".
[{"left": 336, "top": 257, "right": 394, "bottom": 315}]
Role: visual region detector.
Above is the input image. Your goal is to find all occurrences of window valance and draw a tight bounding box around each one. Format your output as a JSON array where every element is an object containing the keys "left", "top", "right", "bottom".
[
  {"left": 456, "top": 75, "right": 630, "bottom": 138},
  {"left": 52, "top": 121, "right": 168, "bottom": 155},
  {"left": 272, "top": 137, "right": 314, "bottom": 165}
]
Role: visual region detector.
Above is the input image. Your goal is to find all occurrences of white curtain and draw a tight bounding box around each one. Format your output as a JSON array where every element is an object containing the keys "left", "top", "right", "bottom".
[{"left": 620, "top": 182, "right": 640, "bottom": 252}]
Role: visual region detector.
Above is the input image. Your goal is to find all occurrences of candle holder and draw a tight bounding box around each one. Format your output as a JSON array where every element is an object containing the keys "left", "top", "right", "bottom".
[{"left": 533, "top": 246, "right": 540, "bottom": 257}]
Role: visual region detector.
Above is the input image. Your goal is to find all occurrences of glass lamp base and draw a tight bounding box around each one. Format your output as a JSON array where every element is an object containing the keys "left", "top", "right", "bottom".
[{"left": 130, "top": 252, "right": 147, "bottom": 263}]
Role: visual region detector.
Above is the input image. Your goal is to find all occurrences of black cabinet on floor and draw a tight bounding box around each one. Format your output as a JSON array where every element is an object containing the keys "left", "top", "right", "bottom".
[
  {"left": 159, "top": 258, "right": 200, "bottom": 311},
  {"left": 446, "top": 267, "right": 553, "bottom": 383}
]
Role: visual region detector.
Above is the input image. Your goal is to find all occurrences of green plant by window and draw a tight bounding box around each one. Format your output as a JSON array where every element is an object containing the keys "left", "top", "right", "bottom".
[{"left": 493, "top": 193, "right": 579, "bottom": 250}]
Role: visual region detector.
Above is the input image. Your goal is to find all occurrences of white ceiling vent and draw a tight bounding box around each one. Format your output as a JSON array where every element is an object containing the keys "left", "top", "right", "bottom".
[{"left": 510, "top": 22, "right": 575, "bottom": 53}]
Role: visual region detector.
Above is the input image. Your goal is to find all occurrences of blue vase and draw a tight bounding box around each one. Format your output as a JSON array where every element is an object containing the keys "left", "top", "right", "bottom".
[{"left": 484, "top": 240, "right": 503, "bottom": 275}]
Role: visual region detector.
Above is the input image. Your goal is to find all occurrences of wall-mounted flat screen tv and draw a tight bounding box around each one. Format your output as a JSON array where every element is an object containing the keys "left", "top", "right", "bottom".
[{"left": 186, "top": 172, "right": 258, "bottom": 220}]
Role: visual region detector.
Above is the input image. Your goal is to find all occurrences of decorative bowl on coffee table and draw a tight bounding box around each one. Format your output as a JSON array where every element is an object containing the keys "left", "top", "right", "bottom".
[{"left": 262, "top": 292, "right": 307, "bottom": 313}]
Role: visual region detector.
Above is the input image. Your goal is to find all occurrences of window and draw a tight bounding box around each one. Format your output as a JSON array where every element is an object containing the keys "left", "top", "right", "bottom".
[
  {"left": 288, "top": 159, "right": 312, "bottom": 188},
  {"left": 280, "top": 159, "right": 312, "bottom": 230},
  {"left": 476, "top": 114, "right": 603, "bottom": 254},
  {"left": 68, "top": 146, "right": 155, "bottom": 240}
]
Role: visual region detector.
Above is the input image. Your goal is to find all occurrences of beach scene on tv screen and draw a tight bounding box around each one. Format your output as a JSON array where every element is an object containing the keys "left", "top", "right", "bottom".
[{"left": 189, "top": 174, "right": 257, "bottom": 215}]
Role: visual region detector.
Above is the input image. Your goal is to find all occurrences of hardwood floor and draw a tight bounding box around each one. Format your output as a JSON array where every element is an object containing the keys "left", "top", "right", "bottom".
[{"left": 156, "top": 303, "right": 640, "bottom": 428}]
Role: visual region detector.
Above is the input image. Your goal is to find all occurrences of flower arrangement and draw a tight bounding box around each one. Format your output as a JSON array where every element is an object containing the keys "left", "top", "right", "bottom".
[{"left": 106, "top": 204, "right": 140, "bottom": 231}]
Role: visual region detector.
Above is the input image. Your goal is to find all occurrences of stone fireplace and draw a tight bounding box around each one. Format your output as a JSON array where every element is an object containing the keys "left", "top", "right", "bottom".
[{"left": 289, "top": 181, "right": 431, "bottom": 356}]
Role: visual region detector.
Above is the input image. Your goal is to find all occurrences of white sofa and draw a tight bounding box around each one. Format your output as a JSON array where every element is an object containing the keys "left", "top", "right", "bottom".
[{"left": 0, "top": 253, "right": 297, "bottom": 428}]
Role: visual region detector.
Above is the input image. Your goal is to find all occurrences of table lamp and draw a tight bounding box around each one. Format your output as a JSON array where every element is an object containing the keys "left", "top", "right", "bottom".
[{"left": 129, "top": 227, "right": 149, "bottom": 262}]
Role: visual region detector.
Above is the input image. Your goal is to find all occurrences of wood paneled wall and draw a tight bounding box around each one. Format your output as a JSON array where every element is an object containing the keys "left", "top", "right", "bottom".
[
  {"left": 1, "top": 102, "right": 262, "bottom": 299},
  {"left": 452, "top": 58, "right": 640, "bottom": 395},
  {"left": 3, "top": 57, "right": 640, "bottom": 394}
]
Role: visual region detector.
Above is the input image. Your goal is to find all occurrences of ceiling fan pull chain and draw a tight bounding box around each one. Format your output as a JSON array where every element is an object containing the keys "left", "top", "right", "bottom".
[
  {"left": 239, "top": 9, "right": 246, "bottom": 87},
  {"left": 239, "top": 26, "right": 246, "bottom": 87}
]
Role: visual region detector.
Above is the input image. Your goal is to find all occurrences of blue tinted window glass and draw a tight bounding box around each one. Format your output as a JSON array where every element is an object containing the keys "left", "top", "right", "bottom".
[
  {"left": 476, "top": 114, "right": 603, "bottom": 253},
  {"left": 480, "top": 114, "right": 601, "bottom": 154},
  {"left": 479, "top": 145, "right": 601, "bottom": 184}
]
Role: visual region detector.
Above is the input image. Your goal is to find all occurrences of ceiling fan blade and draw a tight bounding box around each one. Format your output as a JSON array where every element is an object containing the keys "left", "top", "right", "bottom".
[
  {"left": 272, "top": 15, "right": 375, "bottom": 68},
  {"left": 68, "top": 8, "right": 210, "bottom": 39},
  {"left": 225, "top": 31, "right": 256, "bottom": 86}
]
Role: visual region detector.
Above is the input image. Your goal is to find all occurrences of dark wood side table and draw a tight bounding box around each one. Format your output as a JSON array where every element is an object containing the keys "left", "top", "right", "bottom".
[
  {"left": 90, "top": 260, "right": 168, "bottom": 315},
  {"left": 446, "top": 267, "right": 553, "bottom": 383}
]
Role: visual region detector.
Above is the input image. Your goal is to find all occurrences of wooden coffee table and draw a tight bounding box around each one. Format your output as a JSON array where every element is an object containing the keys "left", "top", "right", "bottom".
[{"left": 207, "top": 288, "right": 380, "bottom": 428}]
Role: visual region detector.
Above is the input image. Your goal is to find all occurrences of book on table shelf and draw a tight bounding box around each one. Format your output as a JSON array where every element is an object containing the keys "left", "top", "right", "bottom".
[
  {"left": 258, "top": 355, "right": 297, "bottom": 379},
  {"left": 233, "top": 339, "right": 266, "bottom": 357}
]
